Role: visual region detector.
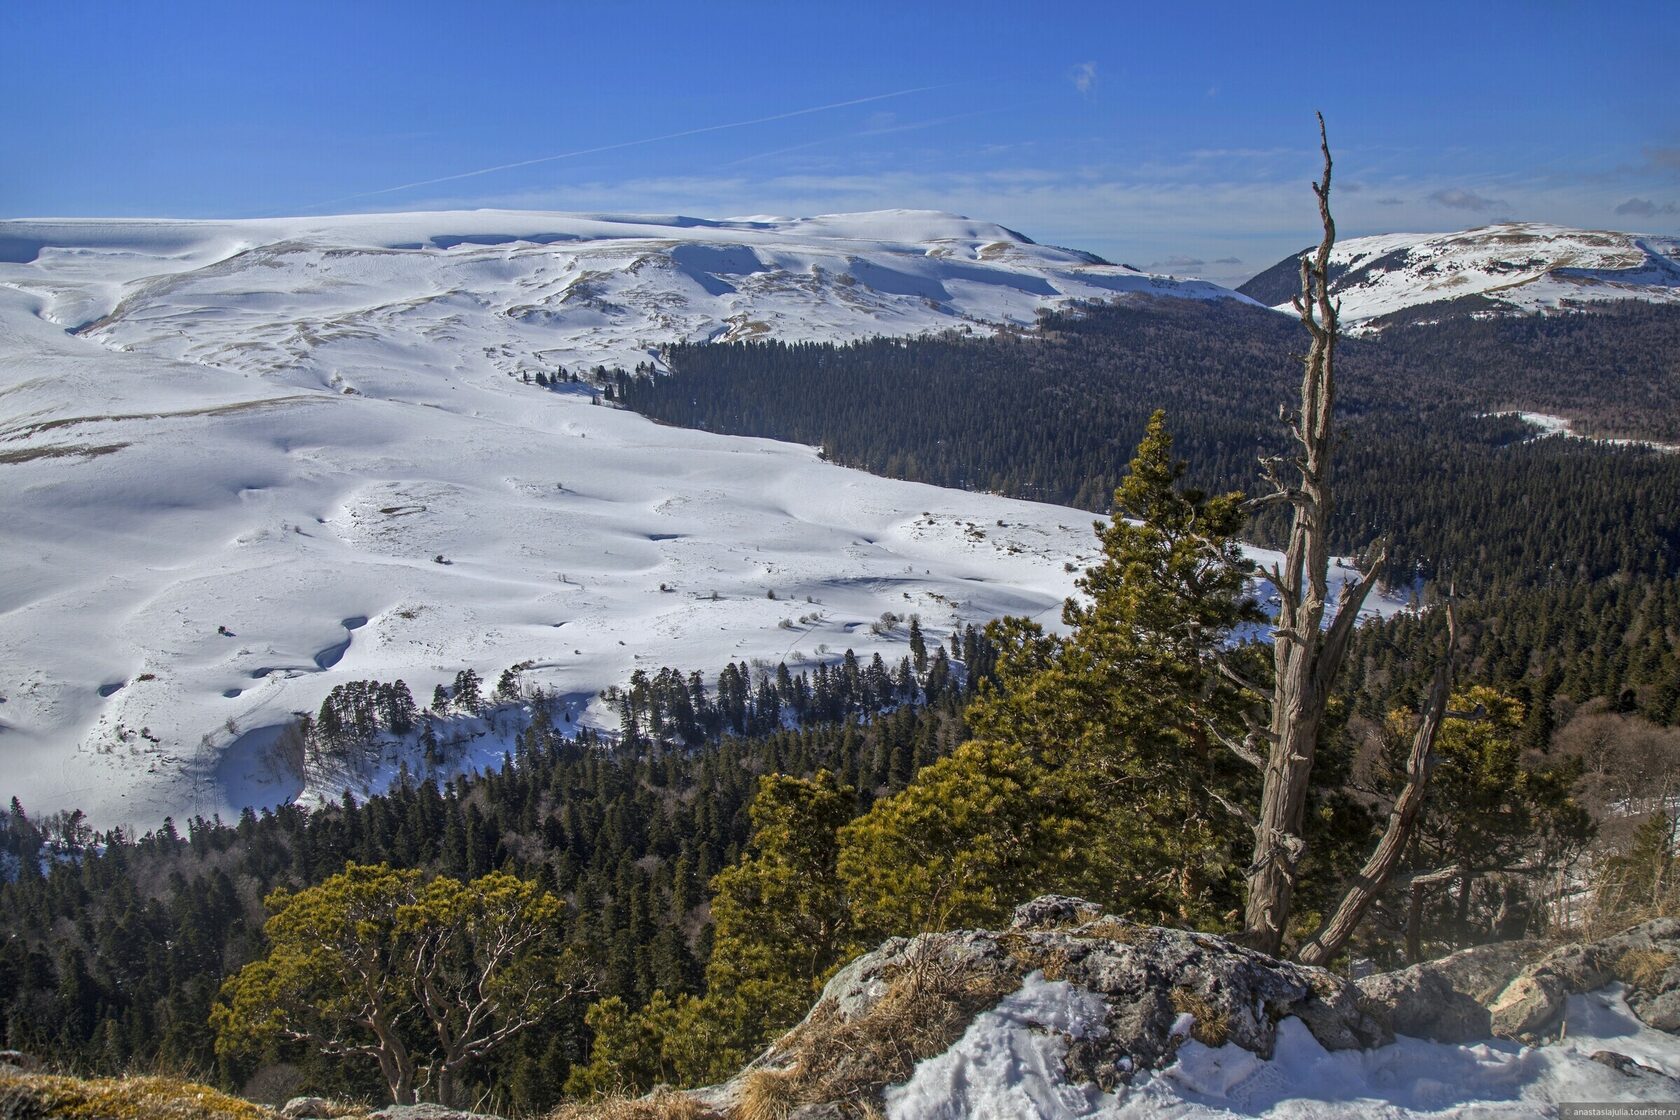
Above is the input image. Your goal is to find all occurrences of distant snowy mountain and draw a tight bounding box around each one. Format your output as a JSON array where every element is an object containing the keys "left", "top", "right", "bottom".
[
  {"left": 0, "top": 209, "right": 1300, "bottom": 831},
  {"left": 2, "top": 208, "right": 1248, "bottom": 375},
  {"left": 1239, "top": 222, "right": 1680, "bottom": 330}
]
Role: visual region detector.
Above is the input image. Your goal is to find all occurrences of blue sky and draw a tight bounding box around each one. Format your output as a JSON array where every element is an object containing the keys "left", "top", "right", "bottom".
[{"left": 4, "top": 1, "right": 1677, "bottom": 284}]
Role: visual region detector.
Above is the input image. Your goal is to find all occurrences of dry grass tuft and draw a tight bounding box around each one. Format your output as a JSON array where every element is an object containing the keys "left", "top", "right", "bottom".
[
  {"left": 1170, "top": 987, "right": 1231, "bottom": 1047},
  {"left": 1072, "top": 917, "right": 1142, "bottom": 943},
  {"left": 0, "top": 442, "right": 127, "bottom": 465},
  {"left": 763, "top": 936, "right": 1021, "bottom": 1116},
  {"left": 735, "top": 1068, "right": 800, "bottom": 1120},
  {"left": 1616, "top": 947, "right": 1679, "bottom": 991},
  {"left": 0, "top": 1072, "right": 277, "bottom": 1120},
  {"left": 547, "top": 1088, "right": 717, "bottom": 1120}
]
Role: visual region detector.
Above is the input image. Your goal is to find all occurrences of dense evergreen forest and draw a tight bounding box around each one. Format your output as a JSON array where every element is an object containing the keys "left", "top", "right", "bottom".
[
  {"left": 622, "top": 299, "right": 1680, "bottom": 591},
  {"left": 0, "top": 648, "right": 993, "bottom": 1114},
  {"left": 619, "top": 297, "right": 1680, "bottom": 725},
  {"left": 0, "top": 691, "right": 981, "bottom": 1114},
  {"left": 4, "top": 296, "right": 1678, "bottom": 1114}
]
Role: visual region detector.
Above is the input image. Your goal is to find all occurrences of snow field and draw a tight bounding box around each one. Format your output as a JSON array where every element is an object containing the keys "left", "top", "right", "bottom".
[
  {"left": 0, "top": 209, "right": 1388, "bottom": 831},
  {"left": 887, "top": 975, "right": 1680, "bottom": 1118},
  {"left": 1271, "top": 223, "right": 1680, "bottom": 330}
]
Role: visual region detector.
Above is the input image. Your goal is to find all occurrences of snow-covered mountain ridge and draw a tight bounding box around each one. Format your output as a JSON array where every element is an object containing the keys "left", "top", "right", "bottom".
[
  {"left": 2, "top": 208, "right": 1247, "bottom": 374},
  {"left": 1239, "top": 222, "right": 1680, "bottom": 330},
  {"left": 0, "top": 209, "right": 1296, "bottom": 831}
]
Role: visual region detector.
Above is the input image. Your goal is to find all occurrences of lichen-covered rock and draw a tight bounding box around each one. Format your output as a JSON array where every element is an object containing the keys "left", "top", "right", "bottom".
[
  {"left": 682, "top": 905, "right": 1680, "bottom": 1118},
  {"left": 1485, "top": 919, "right": 1680, "bottom": 1040},
  {"left": 367, "top": 1105, "right": 505, "bottom": 1120},
  {"left": 1008, "top": 894, "right": 1107, "bottom": 931},
  {"left": 1356, "top": 940, "right": 1550, "bottom": 1042},
  {"left": 281, "top": 1097, "right": 337, "bottom": 1119},
  {"left": 694, "top": 897, "right": 1388, "bottom": 1117},
  {"left": 1490, "top": 972, "right": 1572, "bottom": 1039}
]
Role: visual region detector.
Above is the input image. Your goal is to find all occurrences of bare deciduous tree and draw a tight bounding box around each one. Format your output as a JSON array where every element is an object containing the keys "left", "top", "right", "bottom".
[
  {"left": 1238, "top": 115, "right": 1383, "bottom": 953},
  {"left": 1295, "top": 603, "right": 1460, "bottom": 965},
  {"left": 1238, "top": 116, "right": 1457, "bottom": 959}
]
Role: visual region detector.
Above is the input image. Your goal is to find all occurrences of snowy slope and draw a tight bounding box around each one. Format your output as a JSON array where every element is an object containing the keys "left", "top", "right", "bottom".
[
  {"left": 2, "top": 208, "right": 1248, "bottom": 375},
  {"left": 0, "top": 209, "right": 1286, "bottom": 832},
  {"left": 1239, "top": 222, "right": 1680, "bottom": 330},
  {"left": 889, "top": 976, "right": 1680, "bottom": 1119}
]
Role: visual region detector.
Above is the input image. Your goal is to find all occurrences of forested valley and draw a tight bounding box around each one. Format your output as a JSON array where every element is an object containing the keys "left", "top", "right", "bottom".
[
  {"left": 623, "top": 297, "right": 1680, "bottom": 727},
  {"left": 4, "top": 296, "right": 1679, "bottom": 1115}
]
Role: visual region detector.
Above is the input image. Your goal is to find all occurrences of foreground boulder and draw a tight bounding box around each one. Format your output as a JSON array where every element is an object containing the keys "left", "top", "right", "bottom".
[
  {"left": 675, "top": 899, "right": 1680, "bottom": 1118},
  {"left": 691, "top": 896, "right": 1389, "bottom": 1117}
]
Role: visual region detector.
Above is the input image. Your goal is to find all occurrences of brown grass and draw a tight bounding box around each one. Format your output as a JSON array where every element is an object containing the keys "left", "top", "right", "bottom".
[
  {"left": 735, "top": 1069, "right": 800, "bottom": 1120},
  {"left": 1170, "top": 987, "right": 1231, "bottom": 1047},
  {"left": 1616, "top": 947, "right": 1679, "bottom": 991},
  {"left": 0, "top": 396, "right": 323, "bottom": 442},
  {"left": 999, "top": 933, "right": 1075, "bottom": 982},
  {"left": 760, "top": 935, "right": 1022, "bottom": 1117},
  {"left": 547, "top": 1088, "right": 718, "bottom": 1120},
  {"left": 0, "top": 1072, "right": 277, "bottom": 1120},
  {"left": 1072, "top": 917, "right": 1142, "bottom": 943},
  {"left": 0, "top": 442, "right": 127, "bottom": 464}
]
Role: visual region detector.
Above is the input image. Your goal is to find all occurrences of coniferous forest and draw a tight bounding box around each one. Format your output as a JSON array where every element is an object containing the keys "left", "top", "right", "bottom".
[
  {"left": 4, "top": 296, "right": 1679, "bottom": 1114},
  {"left": 0, "top": 655, "right": 989, "bottom": 1113},
  {"left": 621, "top": 297, "right": 1680, "bottom": 726}
]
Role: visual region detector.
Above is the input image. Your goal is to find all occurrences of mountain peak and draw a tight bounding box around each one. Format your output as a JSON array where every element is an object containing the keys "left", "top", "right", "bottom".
[{"left": 1238, "top": 222, "right": 1680, "bottom": 329}]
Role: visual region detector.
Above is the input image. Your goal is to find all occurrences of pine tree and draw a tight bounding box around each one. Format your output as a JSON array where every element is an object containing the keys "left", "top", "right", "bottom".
[{"left": 840, "top": 412, "right": 1259, "bottom": 936}]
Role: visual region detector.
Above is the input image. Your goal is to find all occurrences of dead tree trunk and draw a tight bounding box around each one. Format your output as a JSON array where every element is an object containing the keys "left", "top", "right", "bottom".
[
  {"left": 1295, "top": 604, "right": 1460, "bottom": 966},
  {"left": 1241, "top": 115, "right": 1388, "bottom": 955}
]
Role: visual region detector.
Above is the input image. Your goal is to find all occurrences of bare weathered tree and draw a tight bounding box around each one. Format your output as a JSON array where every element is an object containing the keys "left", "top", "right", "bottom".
[
  {"left": 1237, "top": 116, "right": 1461, "bottom": 960},
  {"left": 1238, "top": 114, "right": 1386, "bottom": 954},
  {"left": 1295, "top": 603, "right": 1459, "bottom": 966}
]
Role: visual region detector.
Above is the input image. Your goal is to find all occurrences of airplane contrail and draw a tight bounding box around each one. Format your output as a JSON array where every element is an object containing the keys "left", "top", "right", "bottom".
[{"left": 302, "top": 83, "right": 956, "bottom": 211}]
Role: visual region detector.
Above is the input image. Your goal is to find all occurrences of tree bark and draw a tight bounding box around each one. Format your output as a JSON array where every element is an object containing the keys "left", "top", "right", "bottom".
[
  {"left": 1242, "top": 115, "right": 1386, "bottom": 955},
  {"left": 1296, "top": 605, "right": 1459, "bottom": 966}
]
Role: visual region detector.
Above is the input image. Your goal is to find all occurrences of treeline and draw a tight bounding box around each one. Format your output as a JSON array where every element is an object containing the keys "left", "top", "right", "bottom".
[
  {"left": 0, "top": 643, "right": 1000, "bottom": 1112},
  {"left": 1346, "top": 573, "right": 1680, "bottom": 730},
  {"left": 622, "top": 298, "right": 1680, "bottom": 597},
  {"left": 608, "top": 619, "right": 981, "bottom": 746}
]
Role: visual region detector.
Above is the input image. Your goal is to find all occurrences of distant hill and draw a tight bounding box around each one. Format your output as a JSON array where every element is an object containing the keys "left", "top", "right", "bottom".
[
  {"left": 12, "top": 208, "right": 1239, "bottom": 827},
  {"left": 1239, "top": 222, "right": 1680, "bottom": 330},
  {"left": 2, "top": 208, "right": 1251, "bottom": 373}
]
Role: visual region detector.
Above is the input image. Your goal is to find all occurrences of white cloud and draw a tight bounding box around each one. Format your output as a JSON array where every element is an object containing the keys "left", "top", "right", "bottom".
[
  {"left": 372, "top": 151, "right": 1679, "bottom": 296},
  {"left": 1428, "top": 187, "right": 1507, "bottom": 211},
  {"left": 1615, "top": 197, "right": 1679, "bottom": 217},
  {"left": 1071, "top": 62, "right": 1097, "bottom": 96}
]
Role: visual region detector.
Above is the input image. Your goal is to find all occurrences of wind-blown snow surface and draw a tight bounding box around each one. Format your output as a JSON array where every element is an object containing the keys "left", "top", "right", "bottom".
[
  {"left": 1, "top": 209, "right": 1246, "bottom": 371},
  {"left": 1250, "top": 223, "right": 1680, "bottom": 331},
  {"left": 0, "top": 209, "right": 1272, "bottom": 831},
  {"left": 888, "top": 975, "right": 1679, "bottom": 1118}
]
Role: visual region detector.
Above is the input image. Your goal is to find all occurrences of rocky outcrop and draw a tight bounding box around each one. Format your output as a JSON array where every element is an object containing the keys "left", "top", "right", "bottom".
[
  {"left": 1353, "top": 938, "right": 1549, "bottom": 1042},
  {"left": 693, "top": 896, "right": 1390, "bottom": 1117},
  {"left": 1485, "top": 918, "right": 1680, "bottom": 1040},
  {"left": 684, "top": 900, "right": 1680, "bottom": 1118}
]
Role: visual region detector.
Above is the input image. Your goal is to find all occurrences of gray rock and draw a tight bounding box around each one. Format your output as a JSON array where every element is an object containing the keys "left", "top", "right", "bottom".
[
  {"left": 281, "top": 1097, "right": 336, "bottom": 1120},
  {"left": 1484, "top": 919, "right": 1680, "bottom": 1039},
  {"left": 1354, "top": 943, "right": 1540, "bottom": 1044},
  {"left": 686, "top": 904, "right": 1680, "bottom": 1119},
  {"left": 1631, "top": 983, "right": 1680, "bottom": 1032},
  {"left": 1009, "top": 894, "right": 1108, "bottom": 931},
  {"left": 1490, "top": 972, "right": 1572, "bottom": 1038},
  {"left": 1370, "top": 970, "right": 1492, "bottom": 1044},
  {"left": 368, "top": 1106, "right": 505, "bottom": 1120},
  {"left": 0, "top": 1049, "right": 35, "bottom": 1073},
  {"left": 709, "top": 896, "right": 1388, "bottom": 1111}
]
